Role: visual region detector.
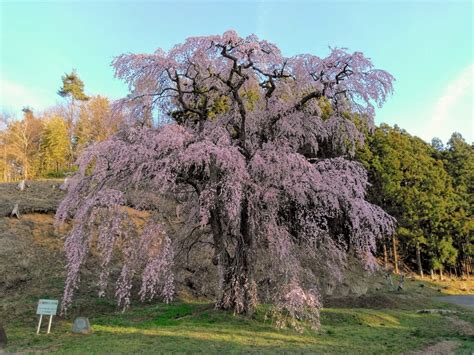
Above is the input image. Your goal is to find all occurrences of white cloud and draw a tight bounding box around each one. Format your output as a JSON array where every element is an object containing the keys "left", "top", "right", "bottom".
[
  {"left": 423, "top": 64, "right": 474, "bottom": 143},
  {"left": 0, "top": 77, "right": 52, "bottom": 117}
]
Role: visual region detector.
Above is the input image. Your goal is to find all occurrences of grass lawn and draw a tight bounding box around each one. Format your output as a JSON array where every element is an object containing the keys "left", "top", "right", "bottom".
[{"left": 3, "top": 294, "right": 473, "bottom": 354}]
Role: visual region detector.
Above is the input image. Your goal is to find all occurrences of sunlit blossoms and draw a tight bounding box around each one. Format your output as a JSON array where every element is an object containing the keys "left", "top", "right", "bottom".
[{"left": 58, "top": 30, "right": 395, "bottom": 325}]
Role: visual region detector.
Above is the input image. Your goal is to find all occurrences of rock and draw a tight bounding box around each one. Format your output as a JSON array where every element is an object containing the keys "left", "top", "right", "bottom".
[
  {"left": 17, "top": 179, "right": 26, "bottom": 191},
  {"left": 10, "top": 203, "right": 20, "bottom": 218},
  {"left": 59, "top": 177, "right": 68, "bottom": 191},
  {"left": 0, "top": 324, "right": 7, "bottom": 349},
  {"left": 72, "top": 317, "right": 92, "bottom": 334}
]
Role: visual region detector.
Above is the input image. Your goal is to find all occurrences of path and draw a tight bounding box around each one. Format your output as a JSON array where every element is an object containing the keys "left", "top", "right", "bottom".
[{"left": 437, "top": 295, "right": 474, "bottom": 308}]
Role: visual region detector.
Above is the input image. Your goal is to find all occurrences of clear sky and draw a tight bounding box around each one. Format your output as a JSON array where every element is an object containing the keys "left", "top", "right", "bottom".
[{"left": 1, "top": 0, "right": 472, "bottom": 144}]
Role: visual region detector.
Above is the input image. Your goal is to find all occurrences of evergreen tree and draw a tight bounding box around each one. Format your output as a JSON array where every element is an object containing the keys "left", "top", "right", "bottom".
[
  {"left": 442, "top": 133, "right": 474, "bottom": 276},
  {"left": 57, "top": 69, "right": 89, "bottom": 165},
  {"left": 57, "top": 69, "right": 89, "bottom": 102},
  {"left": 359, "top": 124, "right": 457, "bottom": 277}
]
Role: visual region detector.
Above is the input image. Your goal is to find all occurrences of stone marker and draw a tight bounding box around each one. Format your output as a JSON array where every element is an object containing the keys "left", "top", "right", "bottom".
[
  {"left": 59, "top": 177, "right": 68, "bottom": 191},
  {"left": 17, "top": 179, "right": 26, "bottom": 191},
  {"left": 0, "top": 324, "right": 7, "bottom": 349},
  {"left": 10, "top": 203, "right": 20, "bottom": 218},
  {"left": 72, "top": 317, "right": 92, "bottom": 334}
]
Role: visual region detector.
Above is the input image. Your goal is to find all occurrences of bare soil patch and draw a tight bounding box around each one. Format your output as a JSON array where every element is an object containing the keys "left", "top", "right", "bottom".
[{"left": 406, "top": 340, "right": 459, "bottom": 355}]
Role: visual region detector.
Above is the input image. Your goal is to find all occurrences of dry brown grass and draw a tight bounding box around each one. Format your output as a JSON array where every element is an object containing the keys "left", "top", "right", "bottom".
[{"left": 0, "top": 214, "right": 65, "bottom": 323}]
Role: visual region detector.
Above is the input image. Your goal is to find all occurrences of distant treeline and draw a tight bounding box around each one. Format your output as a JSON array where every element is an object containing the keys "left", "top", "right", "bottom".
[{"left": 0, "top": 96, "right": 122, "bottom": 180}]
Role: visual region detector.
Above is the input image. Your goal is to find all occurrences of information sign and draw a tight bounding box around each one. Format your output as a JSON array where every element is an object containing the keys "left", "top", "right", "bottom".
[
  {"left": 36, "top": 300, "right": 58, "bottom": 316},
  {"left": 36, "top": 299, "right": 58, "bottom": 334}
]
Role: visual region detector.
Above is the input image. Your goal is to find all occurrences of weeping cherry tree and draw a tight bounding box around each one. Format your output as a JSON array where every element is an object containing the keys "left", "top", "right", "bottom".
[{"left": 57, "top": 31, "right": 396, "bottom": 325}]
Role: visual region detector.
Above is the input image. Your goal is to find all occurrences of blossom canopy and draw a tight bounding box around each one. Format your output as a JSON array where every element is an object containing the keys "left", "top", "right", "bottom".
[{"left": 58, "top": 30, "right": 395, "bottom": 325}]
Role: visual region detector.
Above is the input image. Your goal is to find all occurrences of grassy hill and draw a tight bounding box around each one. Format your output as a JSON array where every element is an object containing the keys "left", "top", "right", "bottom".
[{"left": 0, "top": 181, "right": 473, "bottom": 353}]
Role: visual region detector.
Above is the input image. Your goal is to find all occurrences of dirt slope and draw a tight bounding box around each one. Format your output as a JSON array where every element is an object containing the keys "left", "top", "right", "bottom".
[{"left": 0, "top": 180, "right": 65, "bottom": 217}]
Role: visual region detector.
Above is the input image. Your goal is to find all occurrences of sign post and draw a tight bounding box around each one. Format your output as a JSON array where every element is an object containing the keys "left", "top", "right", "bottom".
[{"left": 36, "top": 300, "right": 58, "bottom": 334}]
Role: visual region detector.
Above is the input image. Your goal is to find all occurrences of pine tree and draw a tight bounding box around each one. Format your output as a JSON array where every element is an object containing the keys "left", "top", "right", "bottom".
[{"left": 57, "top": 69, "right": 89, "bottom": 166}]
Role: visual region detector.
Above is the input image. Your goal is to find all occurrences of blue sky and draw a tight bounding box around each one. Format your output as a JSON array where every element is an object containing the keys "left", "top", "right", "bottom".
[{"left": 1, "top": 0, "right": 472, "bottom": 143}]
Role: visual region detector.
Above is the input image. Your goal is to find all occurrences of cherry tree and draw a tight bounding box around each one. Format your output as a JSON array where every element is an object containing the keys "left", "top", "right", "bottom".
[{"left": 57, "top": 31, "right": 395, "bottom": 324}]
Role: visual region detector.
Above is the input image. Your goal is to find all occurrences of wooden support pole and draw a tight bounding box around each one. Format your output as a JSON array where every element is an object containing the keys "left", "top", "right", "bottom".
[
  {"left": 36, "top": 315, "right": 43, "bottom": 334},
  {"left": 47, "top": 315, "right": 53, "bottom": 334}
]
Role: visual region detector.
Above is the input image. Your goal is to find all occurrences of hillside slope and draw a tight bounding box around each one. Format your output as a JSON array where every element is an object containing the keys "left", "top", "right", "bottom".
[{"left": 0, "top": 180, "right": 65, "bottom": 217}]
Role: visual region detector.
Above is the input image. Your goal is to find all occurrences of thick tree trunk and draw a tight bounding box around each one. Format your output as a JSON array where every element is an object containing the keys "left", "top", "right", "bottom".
[
  {"left": 216, "top": 241, "right": 256, "bottom": 314},
  {"left": 208, "top": 154, "right": 256, "bottom": 315},
  {"left": 392, "top": 234, "right": 399, "bottom": 274},
  {"left": 416, "top": 242, "right": 423, "bottom": 278},
  {"left": 210, "top": 201, "right": 256, "bottom": 315}
]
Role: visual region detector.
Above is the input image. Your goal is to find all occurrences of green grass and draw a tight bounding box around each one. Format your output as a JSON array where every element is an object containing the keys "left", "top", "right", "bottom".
[{"left": 4, "top": 298, "right": 473, "bottom": 354}]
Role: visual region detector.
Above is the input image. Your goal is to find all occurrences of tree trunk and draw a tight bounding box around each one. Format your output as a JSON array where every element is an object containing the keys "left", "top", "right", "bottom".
[
  {"left": 383, "top": 243, "right": 388, "bottom": 270},
  {"left": 439, "top": 268, "right": 443, "bottom": 281},
  {"left": 466, "top": 256, "right": 472, "bottom": 279},
  {"left": 392, "top": 234, "right": 399, "bottom": 274},
  {"left": 416, "top": 242, "right": 423, "bottom": 278},
  {"left": 208, "top": 155, "right": 256, "bottom": 315},
  {"left": 211, "top": 201, "right": 256, "bottom": 315},
  {"left": 3, "top": 145, "right": 7, "bottom": 182},
  {"left": 23, "top": 162, "right": 28, "bottom": 180}
]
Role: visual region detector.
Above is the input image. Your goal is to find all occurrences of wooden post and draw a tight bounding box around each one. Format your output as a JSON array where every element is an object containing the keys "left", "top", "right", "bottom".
[
  {"left": 36, "top": 315, "right": 43, "bottom": 334},
  {"left": 383, "top": 243, "right": 388, "bottom": 270},
  {"left": 47, "top": 315, "right": 53, "bottom": 334}
]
